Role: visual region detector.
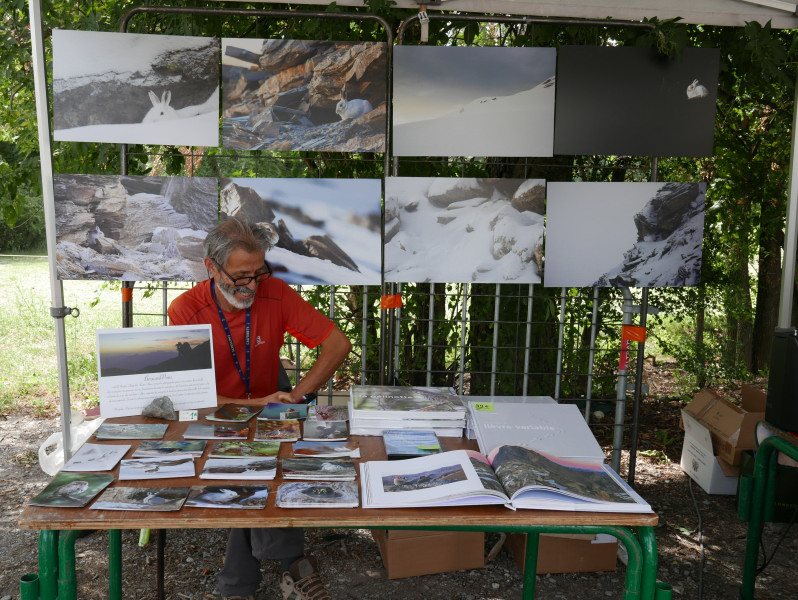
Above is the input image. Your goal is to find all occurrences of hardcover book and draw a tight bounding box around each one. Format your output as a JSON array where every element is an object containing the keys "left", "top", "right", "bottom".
[
  {"left": 183, "top": 422, "right": 250, "bottom": 440},
  {"left": 61, "top": 442, "right": 130, "bottom": 471},
  {"left": 94, "top": 423, "right": 168, "bottom": 440},
  {"left": 258, "top": 402, "right": 309, "bottom": 420},
  {"left": 199, "top": 457, "right": 277, "bottom": 480},
  {"left": 382, "top": 429, "right": 441, "bottom": 460},
  {"left": 206, "top": 403, "right": 258, "bottom": 422},
  {"left": 91, "top": 486, "right": 190, "bottom": 511},
  {"left": 281, "top": 456, "right": 357, "bottom": 481},
  {"left": 292, "top": 440, "right": 360, "bottom": 458},
  {"left": 254, "top": 419, "right": 300, "bottom": 442},
  {"left": 118, "top": 456, "right": 195, "bottom": 480},
  {"left": 276, "top": 481, "right": 359, "bottom": 508},
  {"left": 467, "top": 401, "right": 606, "bottom": 462},
  {"left": 132, "top": 440, "right": 207, "bottom": 458},
  {"left": 359, "top": 446, "right": 651, "bottom": 513},
  {"left": 185, "top": 485, "right": 270, "bottom": 509},
  {"left": 349, "top": 424, "right": 464, "bottom": 438},
  {"left": 302, "top": 419, "right": 348, "bottom": 442},
  {"left": 209, "top": 440, "right": 281, "bottom": 458},
  {"left": 27, "top": 472, "right": 114, "bottom": 508},
  {"left": 349, "top": 385, "right": 465, "bottom": 420}
]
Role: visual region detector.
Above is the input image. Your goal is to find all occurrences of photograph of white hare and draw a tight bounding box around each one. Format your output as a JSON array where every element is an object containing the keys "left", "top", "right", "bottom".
[
  {"left": 392, "top": 46, "right": 556, "bottom": 157},
  {"left": 554, "top": 46, "right": 720, "bottom": 157},
  {"left": 543, "top": 182, "right": 707, "bottom": 288},
  {"left": 384, "top": 177, "right": 545, "bottom": 284},
  {"left": 52, "top": 29, "right": 219, "bottom": 146},
  {"left": 221, "top": 38, "right": 386, "bottom": 152},
  {"left": 54, "top": 174, "right": 218, "bottom": 281}
]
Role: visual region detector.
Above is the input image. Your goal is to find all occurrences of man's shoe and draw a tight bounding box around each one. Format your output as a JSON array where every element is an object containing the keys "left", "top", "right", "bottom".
[{"left": 279, "top": 556, "right": 333, "bottom": 600}]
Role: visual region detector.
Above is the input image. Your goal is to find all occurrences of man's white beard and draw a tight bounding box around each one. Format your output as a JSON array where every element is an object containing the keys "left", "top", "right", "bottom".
[{"left": 217, "top": 280, "right": 256, "bottom": 310}]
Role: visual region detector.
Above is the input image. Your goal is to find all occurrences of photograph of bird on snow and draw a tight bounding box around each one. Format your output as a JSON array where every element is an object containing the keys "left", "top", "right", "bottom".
[
  {"left": 54, "top": 174, "right": 217, "bottom": 281},
  {"left": 554, "top": 46, "right": 720, "bottom": 157},
  {"left": 52, "top": 29, "right": 219, "bottom": 146},
  {"left": 220, "top": 177, "right": 382, "bottom": 285},
  {"left": 543, "top": 182, "right": 707, "bottom": 288},
  {"left": 221, "top": 38, "right": 386, "bottom": 152},
  {"left": 185, "top": 485, "right": 270, "bottom": 509},
  {"left": 392, "top": 46, "right": 555, "bottom": 157},
  {"left": 384, "top": 177, "right": 545, "bottom": 284}
]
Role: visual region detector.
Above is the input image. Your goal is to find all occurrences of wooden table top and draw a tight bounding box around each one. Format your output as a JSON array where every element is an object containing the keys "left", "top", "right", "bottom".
[{"left": 18, "top": 409, "right": 658, "bottom": 531}]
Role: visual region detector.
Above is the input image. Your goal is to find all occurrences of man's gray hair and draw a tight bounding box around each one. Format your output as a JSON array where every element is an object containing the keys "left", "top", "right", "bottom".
[{"left": 203, "top": 215, "right": 275, "bottom": 266}]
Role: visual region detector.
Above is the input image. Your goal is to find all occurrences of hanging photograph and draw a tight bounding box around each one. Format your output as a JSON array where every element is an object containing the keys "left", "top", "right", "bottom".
[
  {"left": 554, "top": 46, "right": 720, "bottom": 157},
  {"left": 96, "top": 324, "right": 217, "bottom": 418},
  {"left": 393, "top": 46, "right": 556, "bottom": 157},
  {"left": 52, "top": 29, "right": 220, "bottom": 146},
  {"left": 222, "top": 38, "right": 386, "bottom": 152},
  {"left": 543, "top": 182, "right": 707, "bottom": 288},
  {"left": 220, "top": 177, "right": 382, "bottom": 285},
  {"left": 54, "top": 174, "right": 217, "bottom": 281},
  {"left": 384, "top": 177, "right": 545, "bottom": 283}
]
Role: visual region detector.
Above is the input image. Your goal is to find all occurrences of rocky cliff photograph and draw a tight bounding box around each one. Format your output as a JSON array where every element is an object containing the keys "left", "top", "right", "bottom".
[
  {"left": 221, "top": 38, "right": 386, "bottom": 152},
  {"left": 220, "top": 177, "right": 382, "bottom": 285},
  {"left": 384, "top": 177, "right": 545, "bottom": 283},
  {"left": 554, "top": 46, "right": 720, "bottom": 157},
  {"left": 392, "top": 46, "right": 555, "bottom": 157},
  {"left": 52, "top": 29, "right": 220, "bottom": 146},
  {"left": 54, "top": 174, "right": 218, "bottom": 281},
  {"left": 544, "top": 181, "right": 707, "bottom": 288}
]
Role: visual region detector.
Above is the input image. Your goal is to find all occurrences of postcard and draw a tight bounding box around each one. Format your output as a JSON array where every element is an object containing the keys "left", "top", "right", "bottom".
[
  {"left": 132, "top": 440, "right": 206, "bottom": 458},
  {"left": 185, "top": 485, "right": 270, "bottom": 509},
  {"left": 302, "top": 420, "right": 348, "bottom": 442},
  {"left": 209, "top": 440, "right": 281, "bottom": 458},
  {"left": 27, "top": 472, "right": 115, "bottom": 508},
  {"left": 199, "top": 457, "right": 277, "bottom": 480},
  {"left": 258, "top": 402, "right": 309, "bottom": 420},
  {"left": 292, "top": 440, "right": 360, "bottom": 458},
  {"left": 94, "top": 423, "right": 168, "bottom": 440},
  {"left": 91, "top": 486, "right": 190, "bottom": 511},
  {"left": 254, "top": 419, "right": 300, "bottom": 442},
  {"left": 207, "top": 403, "right": 258, "bottom": 422},
  {"left": 183, "top": 422, "right": 250, "bottom": 440},
  {"left": 118, "top": 456, "right": 195, "bottom": 480},
  {"left": 61, "top": 442, "right": 131, "bottom": 472},
  {"left": 276, "top": 481, "right": 359, "bottom": 509}
]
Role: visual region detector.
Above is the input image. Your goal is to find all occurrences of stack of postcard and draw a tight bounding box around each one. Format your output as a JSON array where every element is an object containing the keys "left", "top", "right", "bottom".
[
  {"left": 183, "top": 422, "right": 251, "bottom": 440},
  {"left": 92, "top": 487, "right": 190, "bottom": 511},
  {"left": 94, "top": 423, "right": 168, "bottom": 440},
  {"left": 27, "top": 472, "right": 115, "bottom": 508},
  {"left": 254, "top": 419, "right": 300, "bottom": 442},
  {"left": 307, "top": 405, "right": 349, "bottom": 421},
  {"left": 209, "top": 440, "right": 281, "bottom": 458},
  {"left": 258, "top": 402, "right": 310, "bottom": 420},
  {"left": 61, "top": 443, "right": 130, "bottom": 471},
  {"left": 206, "top": 403, "right": 258, "bottom": 422},
  {"left": 348, "top": 385, "right": 467, "bottom": 437},
  {"left": 276, "top": 481, "right": 359, "bottom": 509},
  {"left": 199, "top": 457, "right": 277, "bottom": 480},
  {"left": 132, "top": 440, "right": 206, "bottom": 458},
  {"left": 118, "top": 456, "right": 195, "bottom": 480},
  {"left": 281, "top": 457, "right": 357, "bottom": 481},
  {"left": 302, "top": 419, "right": 348, "bottom": 442},
  {"left": 292, "top": 440, "right": 360, "bottom": 458},
  {"left": 185, "top": 485, "right": 270, "bottom": 509}
]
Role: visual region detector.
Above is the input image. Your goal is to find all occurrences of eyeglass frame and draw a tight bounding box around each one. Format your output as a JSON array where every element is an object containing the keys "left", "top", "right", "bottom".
[{"left": 213, "top": 259, "right": 272, "bottom": 287}]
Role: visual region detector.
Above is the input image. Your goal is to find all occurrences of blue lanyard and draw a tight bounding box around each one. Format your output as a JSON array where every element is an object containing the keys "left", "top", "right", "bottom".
[{"left": 211, "top": 280, "right": 251, "bottom": 398}]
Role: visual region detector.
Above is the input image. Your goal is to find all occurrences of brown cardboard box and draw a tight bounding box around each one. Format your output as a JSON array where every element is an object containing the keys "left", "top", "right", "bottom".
[
  {"left": 680, "top": 384, "right": 766, "bottom": 466},
  {"left": 506, "top": 533, "right": 618, "bottom": 574},
  {"left": 371, "top": 529, "right": 485, "bottom": 579}
]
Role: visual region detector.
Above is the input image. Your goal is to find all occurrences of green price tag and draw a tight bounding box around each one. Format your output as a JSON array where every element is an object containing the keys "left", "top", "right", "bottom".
[
  {"left": 472, "top": 402, "right": 495, "bottom": 412},
  {"left": 417, "top": 444, "right": 441, "bottom": 451}
]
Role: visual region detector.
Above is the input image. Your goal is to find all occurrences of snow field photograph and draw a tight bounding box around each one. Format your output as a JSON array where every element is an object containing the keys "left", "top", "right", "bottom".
[
  {"left": 52, "top": 29, "right": 219, "bottom": 146},
  {"left": 543, "top": 182, "right": 707, "bottom": 288},
  {"left": 384, "top": 177, "right": 545, "bottom": 284},
  {"left": 220, "top": 177, "right": 382, "bottom": 285},
  {"left": 392, "top": 46, "right": 556, "bottom": 157}
]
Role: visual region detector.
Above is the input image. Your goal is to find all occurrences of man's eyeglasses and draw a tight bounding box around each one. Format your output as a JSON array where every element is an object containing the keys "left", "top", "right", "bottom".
[{"left": 214, "top": 260, "right": 272, "bottom": 287}]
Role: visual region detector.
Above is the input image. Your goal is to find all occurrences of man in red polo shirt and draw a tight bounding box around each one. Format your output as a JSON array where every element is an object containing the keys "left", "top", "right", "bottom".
[{"left": 169, "top": 216, "right": 351, "bottom": 600}]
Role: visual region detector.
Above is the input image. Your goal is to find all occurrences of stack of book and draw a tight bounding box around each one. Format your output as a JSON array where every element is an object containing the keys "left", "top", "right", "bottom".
[{"left": 348, "top": 385, "right": 467, "bottom": 437}]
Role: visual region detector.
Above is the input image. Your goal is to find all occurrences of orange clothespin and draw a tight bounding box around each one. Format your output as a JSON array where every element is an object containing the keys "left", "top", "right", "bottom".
[{"left": 380, "top": 294, "right": 403, "bottom": 309}]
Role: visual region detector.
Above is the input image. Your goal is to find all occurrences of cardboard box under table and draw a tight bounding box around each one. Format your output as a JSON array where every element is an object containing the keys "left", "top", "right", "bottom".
[
  {"left": 506, "top": 532, "right": 618, "bottom": 574},
  {"left": 371, "top": 529, "right": 485, "bottom": 579}
]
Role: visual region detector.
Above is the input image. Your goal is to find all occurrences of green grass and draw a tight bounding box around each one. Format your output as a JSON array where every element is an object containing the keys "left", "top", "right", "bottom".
[{"left": 0, "top": 254, "right": 172, "bottom": 415}]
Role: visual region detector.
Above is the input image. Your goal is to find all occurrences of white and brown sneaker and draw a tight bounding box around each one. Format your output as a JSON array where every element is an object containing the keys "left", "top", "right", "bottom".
[{"left": 279, "top": 556, "right": 333, "bottom": 600}]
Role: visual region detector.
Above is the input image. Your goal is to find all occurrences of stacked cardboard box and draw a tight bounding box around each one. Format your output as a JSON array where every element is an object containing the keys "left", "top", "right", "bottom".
[
  {"left": 506, "top": 533, "right": 618, "bottom": 574},
  {"left": 371, "top": 529, "right": 485, "bottom": 579}
]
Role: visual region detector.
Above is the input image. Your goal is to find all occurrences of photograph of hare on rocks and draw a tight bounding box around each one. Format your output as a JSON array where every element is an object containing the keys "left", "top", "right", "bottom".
[
  {"left": 52, "top": 29, "right": 220, "bottom": 146},
  {"left": 222, "top": 38, "right": 387, "bottom": 152}
]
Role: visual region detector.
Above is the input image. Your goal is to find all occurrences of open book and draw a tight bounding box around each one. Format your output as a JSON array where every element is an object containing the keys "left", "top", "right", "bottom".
[{"left": 360, "top": 446, "right": 651, "bottom": 512}]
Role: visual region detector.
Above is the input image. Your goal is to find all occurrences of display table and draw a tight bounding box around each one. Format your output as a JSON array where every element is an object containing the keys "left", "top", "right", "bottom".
[{"left": 18, "top": 410, "right": 667, "bottom": 600}]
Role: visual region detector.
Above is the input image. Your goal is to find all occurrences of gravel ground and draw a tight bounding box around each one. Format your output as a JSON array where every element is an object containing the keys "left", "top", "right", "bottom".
[{"left": 3, "top": 395, "right": 798, "bottom": 600}]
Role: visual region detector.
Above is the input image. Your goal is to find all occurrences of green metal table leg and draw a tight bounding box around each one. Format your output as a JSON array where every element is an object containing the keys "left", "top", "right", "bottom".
[
  {"left": 109, "top": 529, "right": 123, "bottom": 600},
  {"left": 57, "top": 530, "right": 80, "bottom": 600},
  {"left": 521, "top": 532, "right": 539, "bottom": 600},
  {"left": 38, "top": 530, "right": 59, "bottom": 600},
  {"left": 637, "top": 526, "right": 659, "bottom": 599}
]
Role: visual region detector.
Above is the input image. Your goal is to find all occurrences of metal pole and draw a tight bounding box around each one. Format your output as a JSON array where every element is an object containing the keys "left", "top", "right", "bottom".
[
  {"left": 491, "top": 283, "right": 501, "bottom": 396},
  {"left": 612, "top": 288, "right": 635, "bottom": 473},
  {"left": 628, "top": 287, "right": 649, "bottom": 485},
  {"left": 584, "top": 287, "right": 601, "bottom": 421},
  {"left": 459, "top": 284, "right": 470, "bottom": 392},
  {"left": 426, "top": 283, "right": 435, "bottom": 386},
  {"left": 523, "top": 284, "right": 534, "bottom": 397}
]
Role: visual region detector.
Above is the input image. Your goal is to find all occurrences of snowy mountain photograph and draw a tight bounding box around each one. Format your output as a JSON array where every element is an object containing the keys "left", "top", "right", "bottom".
[
  {"left": 554, "top": 46, "right": 720, "bottom": 157},
  {"left": 220, "top": 178, "right": 382, "bottom": 285},
  {"left": 54, "top": 174, "right": 217, "bottom": 281},
  {"left": 53, "top": 29, "right": 220, "bottom": 146},
  {"left": 393, "top": 46, "right": 555, "bottom": 157},
  {"left": 384, "top": 177, "right": 545, "bottom": 283},
  {"left": 544, "top": 182, "right": 707, "bottom": 288}
]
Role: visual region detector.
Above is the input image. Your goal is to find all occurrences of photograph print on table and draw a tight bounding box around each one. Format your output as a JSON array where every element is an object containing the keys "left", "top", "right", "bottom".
[
  {"left": 53, "top": 30, "right": 219, "bottom": 146},
  {"left": 27, "top": 472, "right": 115, "bottom": 508},
  {"left": 91, "top": 487, "right": 190, "bottom": 511},
  {"left": 220, "top": 177, "right": 381, "bottom": 285},
  {"left": 384, "top": 177, "right": 545, "bottom": 283},
  {"left": 61, "top": 443, "right": 131, "bottom": 472},
  {"left": 186, "top": 485, "right": 270, "bottom": 509},
  {"left": 393, "top": 46, "right": 555, "bottom": 157},
  {"left": 222, "top": 38, "right": 386, "bottom": 152},
  {"left": 132, "top": 440, "right": 207, "bottom": 458},
  {"left": 54, "top": 174, "right": 217, "bottom": 282},
  {"left": 554, "top": 46, "right": 720, "bottom": 157},
  {"left": 544, "top": 182, "right": 707, "bottom": 288},
  {"left": 118, "top": 456, "right": 196, "bottom": 480}
]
